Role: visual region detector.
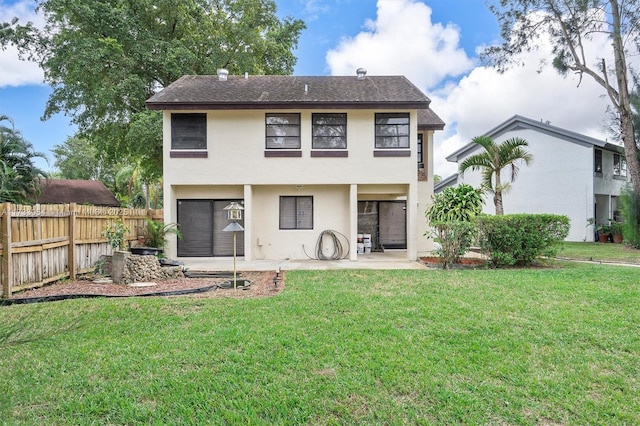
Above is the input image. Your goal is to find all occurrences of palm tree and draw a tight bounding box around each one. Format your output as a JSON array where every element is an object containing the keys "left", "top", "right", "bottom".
[
  {"left": 459, "top": 136, "right": 533, "bottom": 215},
  {"left": 115, "top": 161, "right": 162, "bottom": 209},
  {"left": 0, "top": 115, "right": 48, "bottom": 203}
]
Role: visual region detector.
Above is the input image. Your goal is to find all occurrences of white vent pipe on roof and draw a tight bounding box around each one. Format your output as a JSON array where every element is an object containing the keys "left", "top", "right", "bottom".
[
  {"left": 217, "top": 68, "right": 229, "bottom": 81},
  {"left": 356, "top": 68, "right": 367, "bottom": 79}
]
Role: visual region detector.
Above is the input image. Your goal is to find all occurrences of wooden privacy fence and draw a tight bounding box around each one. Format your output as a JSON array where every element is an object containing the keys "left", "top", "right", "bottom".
[{"left": 1, "top": 203, "right": 163, "bottom": 298}]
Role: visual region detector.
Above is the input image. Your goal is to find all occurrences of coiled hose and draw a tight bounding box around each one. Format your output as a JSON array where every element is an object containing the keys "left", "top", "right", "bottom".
[{"left": 304, "top": 229, "right": 350, "bottom": 260}]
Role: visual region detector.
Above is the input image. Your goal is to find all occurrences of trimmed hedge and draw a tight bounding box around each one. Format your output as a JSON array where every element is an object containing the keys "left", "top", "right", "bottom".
[{"left": 475, "top": 214, "right": 570, "bottom": 267}]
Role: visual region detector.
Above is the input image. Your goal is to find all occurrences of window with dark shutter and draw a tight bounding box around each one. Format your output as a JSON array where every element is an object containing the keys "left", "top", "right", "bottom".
[
  {"left": 171, "top": 114, "right": 207, "bottom": 150},
  {"left": 280, "top": 196, "right": 313, "bottom": 230},
  {"left": 375, "top": 113, "right": 410, "bottom": 148},
  {"left": 417, "top": 133, "right": 424, "bottom": 168},
  {"left": 266, "top": 114, "right": 301, "bottom": 149},
  {"left": 312, "top": 113, "right": 347, "bottom": 149}
]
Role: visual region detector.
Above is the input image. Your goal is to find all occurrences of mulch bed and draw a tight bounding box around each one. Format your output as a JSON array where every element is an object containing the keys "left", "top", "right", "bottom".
[
  {"left": 9, "top": 271, "right": 284, "bottom": 302},
  {"left": 420, "top": 256, "right": 488, "bottom": 269}
]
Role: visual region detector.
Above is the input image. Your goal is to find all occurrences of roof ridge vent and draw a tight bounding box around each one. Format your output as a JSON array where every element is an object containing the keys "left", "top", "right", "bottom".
[
  {"left": 356, "top": 68, "right": 367, "bottom": 80},
  {"left": 217, "top": 68, "right": 229, "bottom": 81}
]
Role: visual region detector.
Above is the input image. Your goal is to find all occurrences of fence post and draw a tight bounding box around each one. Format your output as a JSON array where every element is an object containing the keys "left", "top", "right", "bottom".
[
  {"left": 1, "top": 203, "right": 13, "bottom": 298},
  {"left": 68, "top": 203, "right": 77, "bottom": 280}
]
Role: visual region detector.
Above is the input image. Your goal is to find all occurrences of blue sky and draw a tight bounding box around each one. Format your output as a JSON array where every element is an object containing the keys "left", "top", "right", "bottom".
[{"left": 0, "top": 0, "right": 616, "bottom": 176}]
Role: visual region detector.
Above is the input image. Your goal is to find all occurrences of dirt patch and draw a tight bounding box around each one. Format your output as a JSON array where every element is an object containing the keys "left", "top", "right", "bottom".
[{"left": 12, "top": 271, "right": 285, "bottom": 301}]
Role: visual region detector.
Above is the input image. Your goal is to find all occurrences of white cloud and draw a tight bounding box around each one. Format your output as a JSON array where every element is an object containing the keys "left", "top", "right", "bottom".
[
  {"left": 326, "top": 0, "right": 473, "bottom": 88},
  {"left": 433, "top": 33, "right": 616, "bottom": 178},
  {"left": 324, "top": 0, "right": 623, "bottom": 178},
  {"left": 0, "top": 0, "right": 45, "bottom": 87}
]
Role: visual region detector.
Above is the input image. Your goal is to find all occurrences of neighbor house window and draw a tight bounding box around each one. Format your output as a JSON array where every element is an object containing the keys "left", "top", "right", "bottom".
[
  {"left": 614, "top": 153, "right": 627, "bottom": 177},
  {"left": 171, "top": 113, "right": 207, "bottom": 149},
  {"left": 375, "top": 113, "right": 410, "bottom": 148},
  {"left": 266, "top": 113, "right": 301, "bottom": 149},
  {"left": 280, "top": 196, "right": 313, "bottom": 230},
  {"left": 594, "top": 149, "right": 602, "bottom": 173},
  {"left": 312, "top": 113, "right": 347, "bottom": 149}
]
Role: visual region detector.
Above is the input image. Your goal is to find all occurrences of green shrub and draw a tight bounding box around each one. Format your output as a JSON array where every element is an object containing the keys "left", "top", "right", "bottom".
[
  {"left": 430, "top": 221, "right": 476, "bottom": 269},
  {"left": 620, "top": 185, "right": 640, "bottom": 248},
  {"left": 103, "top": 218, "right": 130, "bottom": 251},
  {"left": 425, "top": 184, "right": 484, "bottom": 267},
  {"left": 425, "top": 184, "right": 484, "bottom": 223},
  {"left": 141, "top": 218, "right": 181, "bottom": 251},
  {"left": 475, "top": 214, "right": 570, "bottom": 267}
]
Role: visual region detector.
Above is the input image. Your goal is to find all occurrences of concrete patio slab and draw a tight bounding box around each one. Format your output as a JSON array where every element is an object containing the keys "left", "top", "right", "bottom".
[{"left": 179, "top": 250, "right": 429, "bottom": 272}]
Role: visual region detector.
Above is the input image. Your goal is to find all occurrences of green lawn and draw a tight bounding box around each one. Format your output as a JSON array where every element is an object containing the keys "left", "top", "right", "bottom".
[
  {"left": 558, "top": 241, "right": 640, "bottom": 264},
  {"left": 1, "top": 263, "right": 639, "bottom": 425}
]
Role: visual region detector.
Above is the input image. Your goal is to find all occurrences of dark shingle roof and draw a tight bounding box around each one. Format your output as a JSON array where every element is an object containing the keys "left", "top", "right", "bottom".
[
  {"left": 146, "top": 75, "right": 432, "bottom": 110},
  {"left": 35, "top": 179, "right": 120, "bottom": 206},
  {"left": 418, "top": 108, "right": 445, "bottom": 130}
]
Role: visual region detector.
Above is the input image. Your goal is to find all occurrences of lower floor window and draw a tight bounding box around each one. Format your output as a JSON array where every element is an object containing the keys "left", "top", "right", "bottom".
[{"left": 280, "top": 196, "right": 313, "bottom": 229}]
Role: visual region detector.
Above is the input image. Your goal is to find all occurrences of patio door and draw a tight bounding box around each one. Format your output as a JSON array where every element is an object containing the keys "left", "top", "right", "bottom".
[
  {"left": 378, "top": 201, "right": 406, "bottom": 249},
  {"left": 177, "top": 199, "right": 244, "bottom": 257},
  {"left": 357, "top": 200, "right": 407, "bottom": 250}
]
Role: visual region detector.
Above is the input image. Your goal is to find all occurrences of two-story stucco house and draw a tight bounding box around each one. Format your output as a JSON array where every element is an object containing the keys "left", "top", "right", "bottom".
[
  {"left": 439, "top": 115, "right": 629, "bottom": 241},
  {"left": 146, "top": 70, "right": 444, "bottom": 262}
]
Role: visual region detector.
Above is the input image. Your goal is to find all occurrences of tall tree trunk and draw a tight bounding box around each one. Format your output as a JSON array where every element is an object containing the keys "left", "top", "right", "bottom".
[
  {"left": 494, "top": 168, "right": 504, "bottom": 215},
  {"left": 611, "top": 0, "right": 640, "bottom": 195},
  {"left": 494, "top": 191, "right": 504, "bottom": 215}
]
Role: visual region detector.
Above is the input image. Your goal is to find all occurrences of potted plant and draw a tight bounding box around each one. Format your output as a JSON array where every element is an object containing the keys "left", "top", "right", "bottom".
[
  {"left": 611, "top": 222, "right": 623, "bottom": 243},
  {"left": 133, "top": 218, "right": 181, "bottom": 256},
  {"left": 596, "top": 224, "right": 611, "bottom": 243}
]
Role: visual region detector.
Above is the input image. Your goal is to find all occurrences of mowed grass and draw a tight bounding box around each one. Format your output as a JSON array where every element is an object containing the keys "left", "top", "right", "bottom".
[
  {"left": 1, "top": 263, "right": 639, "bottom": 425},
  {"left": 559, "top": 241, "right": 640, "bottom": 264}
]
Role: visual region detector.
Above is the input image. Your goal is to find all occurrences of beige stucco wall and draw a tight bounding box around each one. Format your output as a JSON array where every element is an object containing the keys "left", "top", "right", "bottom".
[
  {"left": 163, "top": 109, "right": 435, "bottom": 260},
  {"left": 162, "top": 109, "right": 419, "bottom": 185},
  {"left": 251, "top": 185, "right": 351, "bottom": 260}
]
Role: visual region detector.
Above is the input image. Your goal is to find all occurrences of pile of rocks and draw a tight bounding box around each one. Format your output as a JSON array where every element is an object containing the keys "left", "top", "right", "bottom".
[{"left": 113, "top": 251, "right": 184, "bottom": 284}]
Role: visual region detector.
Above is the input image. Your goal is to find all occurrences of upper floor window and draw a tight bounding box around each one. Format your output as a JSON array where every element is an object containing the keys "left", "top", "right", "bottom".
[
  {"left": 614, "top": 153, "right": 627, "bottom": 177},
  {"left": 594, "top": 149, "right": 602, "bottom": 174},
  {"left": 417, "top": 133, "right": 424, "bottom": 168},
  {"left": 280, "top": 196, "right": 313, "bottom": 230},
  {"left": 312, "top": 113, "right": 347, "bottom": 149},
  {"left": 171, "top": 113, "right": 207, "bottom": 150},
  {"left": 375, "top": 113, "right": 410, "bottom": 148},
  {"left": 266, "top": 113, "right": 301, "bottom": 149}
]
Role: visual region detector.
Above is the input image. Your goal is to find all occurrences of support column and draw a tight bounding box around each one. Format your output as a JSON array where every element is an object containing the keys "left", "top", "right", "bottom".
[
  {"left": 407, "top": 182, "right": 418, "bottom": 261},
  {"left": 164, "top": 185, "right": 176, "bottom": 258},
  {"left": 350, "top": 184, "right": 358, "bottom": 261},
  {"left": 243, "top": 184, "right": 253, "bottom": 261}
]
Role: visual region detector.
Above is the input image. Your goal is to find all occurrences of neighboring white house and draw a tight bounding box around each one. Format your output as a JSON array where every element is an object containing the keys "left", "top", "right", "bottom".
[
  {"left": 440, "top": 115, "right": 629, "bottom": 241},
  {"left": 146, "top": 70, "right": 444, "bottom": 261}
]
